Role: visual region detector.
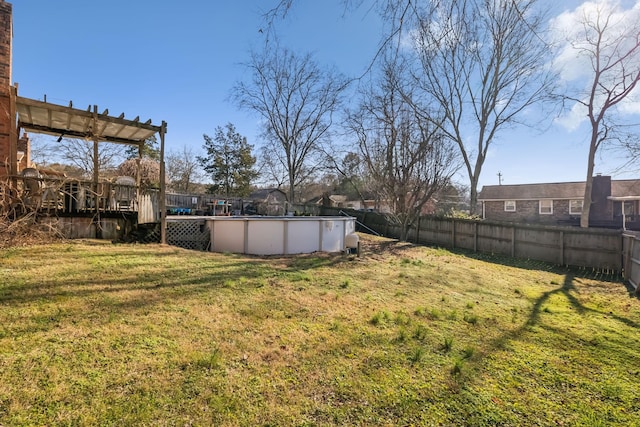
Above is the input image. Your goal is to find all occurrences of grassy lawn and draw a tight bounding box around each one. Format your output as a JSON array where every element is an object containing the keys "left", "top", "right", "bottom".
[{"left": 0, "top": 235, "right": 639, "bottom": 426}]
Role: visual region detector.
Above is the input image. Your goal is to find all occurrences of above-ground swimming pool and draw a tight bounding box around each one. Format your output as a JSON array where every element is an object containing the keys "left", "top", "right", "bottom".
[{"left": 203, "top": 216, "right": 357, "bottom": 255}]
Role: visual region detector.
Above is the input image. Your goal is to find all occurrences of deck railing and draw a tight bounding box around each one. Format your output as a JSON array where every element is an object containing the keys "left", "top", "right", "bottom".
[{"left": 3, "top": 175, "right": 144, "bottom": 215}]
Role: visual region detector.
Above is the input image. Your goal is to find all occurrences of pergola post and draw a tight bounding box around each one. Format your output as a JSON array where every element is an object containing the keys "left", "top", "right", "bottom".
[
  {"left": 159, "top": 120, "right": 167, "bottom": 245},
  {"left": 136, "top": 142, "right": 142, "bottom": 211},
  {"left": 91, "top": 106, "right": 102, "bottom": 237}
]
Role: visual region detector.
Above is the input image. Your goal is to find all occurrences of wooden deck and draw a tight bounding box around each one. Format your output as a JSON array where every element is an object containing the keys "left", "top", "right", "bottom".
[{"left": 2, "top": 175, "right": 159, "bottom": 222}]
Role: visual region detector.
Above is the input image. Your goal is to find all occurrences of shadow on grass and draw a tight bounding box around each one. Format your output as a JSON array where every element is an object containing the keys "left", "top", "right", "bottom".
[
  {"left": 515, "top": 271, "right": 636, "bottom": 338},
  {"left": 458, "top": 272, "right": 640, "bottom": 389},
  {"left": 0, "top": 246, "right": 285, "bottom": 332}
]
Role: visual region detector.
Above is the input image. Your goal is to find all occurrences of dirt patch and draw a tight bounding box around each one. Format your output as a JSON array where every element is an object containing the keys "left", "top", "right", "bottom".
[{"left": 357, "top": 233, "right": 416, "bottom": 258}]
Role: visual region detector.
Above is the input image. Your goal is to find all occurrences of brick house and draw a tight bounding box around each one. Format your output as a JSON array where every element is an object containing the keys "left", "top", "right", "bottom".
[{"left": 477, "top": 175, "right": 640, "bottom": 230}]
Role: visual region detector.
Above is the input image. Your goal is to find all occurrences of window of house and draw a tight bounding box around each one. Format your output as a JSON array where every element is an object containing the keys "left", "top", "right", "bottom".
[
  {"left": 504, "top": 200, "right": 516, "bottom": 212},
  {"left": 624, "top": 201, "right": 636, "bottom": 216},
  {"left": 539, "top": 199, "right": 553, "bottom": 214},
  {"left": 613, "top": 201, "right": 635, "bottom": 217},
  {"left": 570, "top": 199, "right": 583, "bottom": 215}
]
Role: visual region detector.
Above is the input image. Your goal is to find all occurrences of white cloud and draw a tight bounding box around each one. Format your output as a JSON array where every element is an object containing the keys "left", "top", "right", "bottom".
[
  {"left": 549, "top": 0, "right": 640, "bottom": 130},
  {"left": 553, "top": 101, "right": 587, "bottom": 131},
  {"left": 619, "top": 94, "right": 640, "bottom": 115}
]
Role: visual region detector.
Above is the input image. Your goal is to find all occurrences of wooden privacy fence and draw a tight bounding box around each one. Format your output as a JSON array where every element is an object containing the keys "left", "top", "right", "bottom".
[
  {"left": 322, "top": 207, "right": 625, "bottom": 275},
  {"left": 622, "top": 232, "right": 640, "bottom": 293}
]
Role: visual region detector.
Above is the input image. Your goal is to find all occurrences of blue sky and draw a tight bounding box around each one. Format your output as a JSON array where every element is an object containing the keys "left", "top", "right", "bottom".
[{"left": 12, "top": 0, "right": 639, "bottom": 191}]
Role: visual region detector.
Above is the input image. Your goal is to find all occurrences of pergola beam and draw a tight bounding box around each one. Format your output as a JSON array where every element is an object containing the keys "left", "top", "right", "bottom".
[
  {"left": 15, "top": 123, "right": 156, "bottom": 146},
  {"left": 16, "top": 96, "right": 161, "bottom": 144}
]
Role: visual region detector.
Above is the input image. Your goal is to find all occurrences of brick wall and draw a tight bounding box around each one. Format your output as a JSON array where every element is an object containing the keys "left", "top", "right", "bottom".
[
  {"left": 0, "top": 1, "right": 12, "bottom": 178},
  {"left": 483, "top": 199, "right": 579, "bottom": 225}
]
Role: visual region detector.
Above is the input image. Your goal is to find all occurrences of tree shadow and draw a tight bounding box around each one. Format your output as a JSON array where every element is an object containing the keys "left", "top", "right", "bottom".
[{"left": 460, "top": 271, "right": 640, "bottom": 388}]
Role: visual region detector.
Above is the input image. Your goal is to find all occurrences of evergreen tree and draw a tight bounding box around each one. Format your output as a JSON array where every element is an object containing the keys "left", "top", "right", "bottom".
[
  {"left": 198, "top": 123, "right": 258, "bottom": 197},
  {"left": 124, "top": 135, "right": 160, "bottom": 160}
]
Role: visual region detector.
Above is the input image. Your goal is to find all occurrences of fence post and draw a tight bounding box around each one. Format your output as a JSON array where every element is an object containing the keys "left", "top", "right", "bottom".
[
  {"left": 474, "top": 221, "right": 478, "bottom": 252},
  {"left": 623, "top": 234, "right": 631, "bottom": 282},
  {"left": 451, "top": 219, "right": 456, "bottom": 249},
  {"left": 560, "top": 231, "right": 564, "bottom": 266},
  {"left": 415, "top": 216, "right": 421, "bottom": 244}
]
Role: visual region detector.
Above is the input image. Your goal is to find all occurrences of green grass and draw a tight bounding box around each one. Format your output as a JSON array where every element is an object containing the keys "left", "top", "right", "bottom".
[{"left": 0, "top": 235, "right": 639, "bottom": 426}]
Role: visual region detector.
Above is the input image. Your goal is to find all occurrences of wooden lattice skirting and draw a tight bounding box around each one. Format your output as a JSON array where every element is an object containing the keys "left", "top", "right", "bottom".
[{"left": 166, "top": 220, "right": 210, "bottom": 251}]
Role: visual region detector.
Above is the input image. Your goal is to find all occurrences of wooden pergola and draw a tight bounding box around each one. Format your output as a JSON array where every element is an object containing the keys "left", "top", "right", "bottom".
[{"left": 14, "top": 89, "right": 168, "bottom": 243}]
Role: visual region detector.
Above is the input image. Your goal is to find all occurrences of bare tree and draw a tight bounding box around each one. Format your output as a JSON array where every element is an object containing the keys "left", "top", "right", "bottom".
[
  {"left": 552, "top": 0, "right": 640, "bottom": 228},
  {"left": 256, "top": 145, "right": 288, "bottom": 190},
  {"left": 260, "top": 0, "right": 554, "bottom": 214},
  {"left": 347, "top": 56, "right": 459, "bottom": 241},
  {"left": 231, "top": 44, "right": 346, "bottom": 202},
  {"left": 166, "top": 146, "right": 202, "bottom": 193},
  {"left": 408, "top": 0, "right": 554, "bottom": 214},
  {"left": 325, "top": 151, "right": 371, "bottom": 206},
  {"left": 58, "top": 138, "right": 126, "bottom": 179}
]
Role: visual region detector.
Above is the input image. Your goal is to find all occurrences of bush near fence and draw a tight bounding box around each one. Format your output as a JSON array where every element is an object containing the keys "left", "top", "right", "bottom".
[{"left": 320, "top": 206, "right": 629, "bottom": 277}]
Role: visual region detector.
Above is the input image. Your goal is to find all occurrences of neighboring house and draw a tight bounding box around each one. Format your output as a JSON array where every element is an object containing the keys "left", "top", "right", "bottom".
[
  {"left": 247, "top": 188, "right": 288, "bottom": 216},
  {"left": 309, "top": 193, "right": 394, "bottom": 213},
  {"left": 320, "top": 194, "right": 350, "bottom": 208},
  {"left": 310, "top": 194, "right": 365, "bottom": 210},
  {"left": 478, "top": 175, "right": 640, "bottom": 230},
  {"left": 307, "top": 189, "right": 468, "bottom": 215}
]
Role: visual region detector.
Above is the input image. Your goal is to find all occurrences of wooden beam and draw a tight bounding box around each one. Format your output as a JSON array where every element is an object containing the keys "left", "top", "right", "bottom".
[
  {"left": 65, "top": 101, "right": 73, "bottom": 130},
  {"left": 16, "top": 96, "right": 161, "bottom": 145},
  {"left": 17, "top": 123, "right": 152, "bottom": 145},
  {"left": 16, "top": 96, "right": 161, "bottom": 133}
]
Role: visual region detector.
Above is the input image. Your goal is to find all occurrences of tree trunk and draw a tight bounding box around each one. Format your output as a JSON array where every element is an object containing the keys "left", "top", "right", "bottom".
[
  {"left": 288, "top": 174, "right": 295, "bottom": 208},
  {"left": 468, "top": 178, "right": 479, "bottom": 215},
  {"left": 580, "top": 129, "right": 599, "bottom": 228},
  {"left": 580, "top": 176, "right": 593, "bottom": 228}
]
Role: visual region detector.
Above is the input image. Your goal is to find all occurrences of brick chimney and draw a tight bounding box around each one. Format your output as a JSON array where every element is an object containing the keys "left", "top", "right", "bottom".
[
  {"left": 0, "top": 0, "right": 13, "bottom": 178},
  {"left": 590, "top": 174, "right": 612, "bottom": 222}
]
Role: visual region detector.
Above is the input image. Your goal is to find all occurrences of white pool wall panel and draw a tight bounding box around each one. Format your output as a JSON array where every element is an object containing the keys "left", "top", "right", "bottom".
[
  {"left": 210, "top": 219, "right": 245, "bottom": 253},
  {"left": 247, "top": 220, "right": 285, "bottom": 255},
  {"left": 205, "top": 216, "right": 355, "bottom": 255},
  {"left": 287, "top": 220, "right": 320, "bottom": 254},
  {"left": 320, "top": 219, "right": 344, "bottom": 253},
  {"left": 345, "top": 218, "right": 356, "bottom": 235}
]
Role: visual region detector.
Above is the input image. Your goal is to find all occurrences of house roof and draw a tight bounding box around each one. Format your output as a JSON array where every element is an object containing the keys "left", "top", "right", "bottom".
[
  {"left": 612, "top": 179, "right": 640, "bottom": 198},
  {"left": 309, "top": 194, "right": 350, "bottom": 205},
  {"left": 249, "top": 188, "right": 288, "bottom": 201},
  {"left": 478, "top": 178, "right": 640, "bottom": 201},
  {"left": 478, "top": 181, "right": 585, "bottom": 201}
]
